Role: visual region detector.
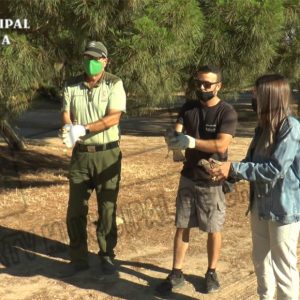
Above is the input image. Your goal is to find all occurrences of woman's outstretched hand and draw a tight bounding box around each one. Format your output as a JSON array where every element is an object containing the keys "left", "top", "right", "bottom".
[{"left": 208, "top": 159, "right": 232, "bottom": 182}]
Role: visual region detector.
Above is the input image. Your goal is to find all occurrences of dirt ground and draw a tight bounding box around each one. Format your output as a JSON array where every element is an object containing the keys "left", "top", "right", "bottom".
[{"left": 0, "top": 130, "right": 299, "bottom": 299}]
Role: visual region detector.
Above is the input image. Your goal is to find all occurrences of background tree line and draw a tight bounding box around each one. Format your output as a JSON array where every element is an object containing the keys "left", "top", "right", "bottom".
[{"left": 0, "top": 0, "right": 300, "bottom": 147}]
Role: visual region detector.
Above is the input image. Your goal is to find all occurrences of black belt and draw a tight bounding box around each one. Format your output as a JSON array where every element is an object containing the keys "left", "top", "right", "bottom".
[{"left": 76, "top": 141, "right": 119, "bottom": 152}]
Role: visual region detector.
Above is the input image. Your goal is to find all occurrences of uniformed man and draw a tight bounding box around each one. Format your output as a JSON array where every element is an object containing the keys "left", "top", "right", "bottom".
[{"left": 60, "top": 41, "right": 126, "bottom": 276}]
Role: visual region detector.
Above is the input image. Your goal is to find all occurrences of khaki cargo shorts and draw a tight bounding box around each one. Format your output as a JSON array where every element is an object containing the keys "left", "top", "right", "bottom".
[{"left": 175, "top": 176, "right": 226, "bottom": 233}]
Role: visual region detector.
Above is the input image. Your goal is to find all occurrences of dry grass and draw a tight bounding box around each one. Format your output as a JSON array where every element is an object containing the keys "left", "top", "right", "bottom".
[
  {"left": 0, "top": 135, "right": 252, "bottom": 242},
  {"left": 0, "top": 136, "right": 260, "bottom": 300}
]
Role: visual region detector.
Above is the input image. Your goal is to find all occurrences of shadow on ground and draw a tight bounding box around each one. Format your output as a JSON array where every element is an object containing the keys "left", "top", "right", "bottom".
[
  {"left": 0, "top": 225, "right": 198, "bottom": 300},
  {"left": 0, "top": 145, "right": 69, "bottom": 190}
]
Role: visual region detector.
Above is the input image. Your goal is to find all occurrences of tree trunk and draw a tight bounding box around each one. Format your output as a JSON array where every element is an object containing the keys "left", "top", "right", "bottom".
[{"left": 0, "top": 119, "right": 27, "bottom": 150}]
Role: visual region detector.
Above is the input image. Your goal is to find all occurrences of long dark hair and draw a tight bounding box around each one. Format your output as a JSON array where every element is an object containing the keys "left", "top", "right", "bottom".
[{"left": 255, "top": 74, "right": 290, "bottom": 155}]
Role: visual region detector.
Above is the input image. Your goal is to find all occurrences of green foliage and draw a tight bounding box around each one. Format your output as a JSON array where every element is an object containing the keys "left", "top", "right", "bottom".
[
  {"left": 271, "top": 0, "right": 300, "bottom": 85},
  {"left": 1, "top": 0, "right": 300, "bottom": 118},
  {"left": 113, "top": 0, "right": 203, "bottom": 110},
  {"left": 67, "top": 0, "right": 121, "bottom": 37},
  {"left": 198, "top": 0, "right": 284, "bottom": 92},
  {"left": 0, "top": 32, "right": 53, "bottom": 117}
]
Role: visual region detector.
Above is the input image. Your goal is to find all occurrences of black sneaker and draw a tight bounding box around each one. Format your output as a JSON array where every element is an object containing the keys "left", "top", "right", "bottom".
[
  {"left": 101, "top": 256, "right": 117, "bottom": 275},
  {"left": 156, "top": 272, "right": 185, "bottom": 295},
  {"left": 57, "top": 262, "right": 89, "bottom": 278},
  {"left": 205, "top": 271, "right": 220, "bottom": 293}
]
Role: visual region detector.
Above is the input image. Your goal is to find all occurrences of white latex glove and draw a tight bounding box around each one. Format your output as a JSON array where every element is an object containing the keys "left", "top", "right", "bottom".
[
  {"left": 61, "top": 124, "right": 72, "bottom": 135},
  {"left": 70, "top": 124, "right": 86, "bottom": 145},
  {"left": 169, "top": 133, "right": 196, "bottom": 150},
  {"left": 60, "top": 124, "right": 86, "bottom": 148},
  {"left": 60, "top": 124, "right": 72, "bottom": 148}
]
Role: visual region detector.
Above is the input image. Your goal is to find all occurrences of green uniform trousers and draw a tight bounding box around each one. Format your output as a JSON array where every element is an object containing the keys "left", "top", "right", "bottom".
[{"left": 66, "top": 145, "right": 121, "bottom": 265}]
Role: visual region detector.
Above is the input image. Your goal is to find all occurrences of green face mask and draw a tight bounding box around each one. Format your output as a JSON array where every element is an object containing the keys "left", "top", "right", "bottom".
[{"left": 84, "top": 59, "right": 103, "bottom": 76}]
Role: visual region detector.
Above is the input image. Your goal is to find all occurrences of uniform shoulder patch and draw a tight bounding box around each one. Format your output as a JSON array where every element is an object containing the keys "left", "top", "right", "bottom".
[
  {"left": 103, "top": 72, "right": 121, "bottom": 85},
  {"left": 65, "top": 74, "right": 85, "bottom": 87}
]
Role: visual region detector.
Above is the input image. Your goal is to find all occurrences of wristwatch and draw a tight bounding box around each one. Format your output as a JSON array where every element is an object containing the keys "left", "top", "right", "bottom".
[{"left": 85, "top": 125, "right": 90, "bottom": 135}]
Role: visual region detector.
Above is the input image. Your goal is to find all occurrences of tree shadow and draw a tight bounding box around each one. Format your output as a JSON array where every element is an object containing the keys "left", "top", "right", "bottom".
[
  {"left": 0, "top": 145, "right": 69, "bottom": 190},
  {"left": 0, "top": 225, "right": 197, "bottom": 299}
]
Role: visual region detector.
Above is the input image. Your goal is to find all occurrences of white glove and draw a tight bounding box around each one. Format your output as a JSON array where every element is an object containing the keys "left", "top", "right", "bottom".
[
  {"left": 169, "top": 133, "right": 196, "bottom": 150},
  {"left": 60, "top": 124, "right": 72, "bottom": 148},
  {"left": 61, "top": 124, "right": 72, "bottom": 134},
  {"left": 70, "top": 124, "right": 86, "bottom": 145},
  {"left": 60, "top": 124, "right": 86, "bottom": 148}
]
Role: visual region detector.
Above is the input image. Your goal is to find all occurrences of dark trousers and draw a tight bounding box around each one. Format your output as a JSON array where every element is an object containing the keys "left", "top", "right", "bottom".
[{"left": 66, "top": 146, "right": 121, "bottom": 265}]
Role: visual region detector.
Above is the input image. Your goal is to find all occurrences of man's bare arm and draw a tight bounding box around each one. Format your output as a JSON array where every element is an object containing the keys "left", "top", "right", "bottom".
[
  {"left": 85, "top": 109, "right": 122, "bottom": 133},
  {"left": 175, "top": 123, "right": 183, "bottom": 133},
  {"left": 195, "top": 133, "right": 233, "bottom": 154},
  {"left": 62, "top": 111, "right": 72, "bottom": 125}
]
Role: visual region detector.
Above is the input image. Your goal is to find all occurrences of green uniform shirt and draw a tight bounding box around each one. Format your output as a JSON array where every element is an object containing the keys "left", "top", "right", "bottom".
[{"left": 62, "top": 72, "right": 126, "bottom": 145}]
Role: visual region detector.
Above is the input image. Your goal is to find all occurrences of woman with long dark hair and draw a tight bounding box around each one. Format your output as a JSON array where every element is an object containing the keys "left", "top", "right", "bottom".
[{"left": 209, "top": 74, "right": 300, "bottom": 299}]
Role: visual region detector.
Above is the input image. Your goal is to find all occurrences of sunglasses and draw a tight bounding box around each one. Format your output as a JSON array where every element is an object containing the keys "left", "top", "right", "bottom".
[{"left": 194, "top": 80, "right": 220, "bottom": 89}]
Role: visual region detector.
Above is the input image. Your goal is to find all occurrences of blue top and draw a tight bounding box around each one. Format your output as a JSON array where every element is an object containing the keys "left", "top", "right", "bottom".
[{"left": 231, "top": 116, "right": 300, "bottom": 224}]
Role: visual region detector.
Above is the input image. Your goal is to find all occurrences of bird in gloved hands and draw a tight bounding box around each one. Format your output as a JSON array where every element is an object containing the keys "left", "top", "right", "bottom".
[
  {"left": 168, "top": 133, "right": 196, "bottom": 150},
  {"left": 164, "top": 128, "right": 186, "bottom": 161}
]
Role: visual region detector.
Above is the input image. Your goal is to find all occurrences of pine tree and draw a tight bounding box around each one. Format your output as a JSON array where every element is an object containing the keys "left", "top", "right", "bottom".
[
  {"left": 111, "top": 0, "right": 203, "bottom": 112},
  {"left": 271, "top": 0, "right": 300, "bottom": 83},
  {"left": 2, "top": 0, "right": 300, "bottom": 150},
  {"left": 197, "top": 0, "right": 284, "bottom": 95},
  {"left": 0, "top": 0, "right": 203, "bottom": 125},
  {"left": 0, "top": 1, "right": 66, "bottom": 148}
]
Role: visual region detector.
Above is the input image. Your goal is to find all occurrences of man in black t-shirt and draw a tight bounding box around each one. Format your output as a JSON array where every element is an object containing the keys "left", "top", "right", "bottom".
[{"left": 156, "top": 65, "right": 237, "bottom": 295}]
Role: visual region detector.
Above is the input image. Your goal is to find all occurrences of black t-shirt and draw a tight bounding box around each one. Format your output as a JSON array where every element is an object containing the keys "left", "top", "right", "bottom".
[{"left": 176, "top": 100, "right": 237, "bottom": 185}]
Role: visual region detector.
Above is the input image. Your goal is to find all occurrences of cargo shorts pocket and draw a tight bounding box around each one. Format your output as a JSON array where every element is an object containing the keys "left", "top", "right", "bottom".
[
  {"left": 216, "top": 186, "right": 226, "bottom": 212},
  {"left": 217, "top": 200, "right": 225, "bottom": 212}
]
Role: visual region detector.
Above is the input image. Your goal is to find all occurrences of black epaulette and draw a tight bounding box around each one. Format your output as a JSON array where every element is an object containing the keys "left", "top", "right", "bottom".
[
  {"left": 103, "top": 72, "right": 121, "bottom": 86},
  {"left": 65, "top": 74, "right": 85, "bottom": 87}
]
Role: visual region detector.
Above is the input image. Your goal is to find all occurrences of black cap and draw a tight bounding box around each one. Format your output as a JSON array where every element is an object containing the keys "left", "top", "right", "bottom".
[{"left": 84, "top": 41, "right": 108, "bottom": 58}]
